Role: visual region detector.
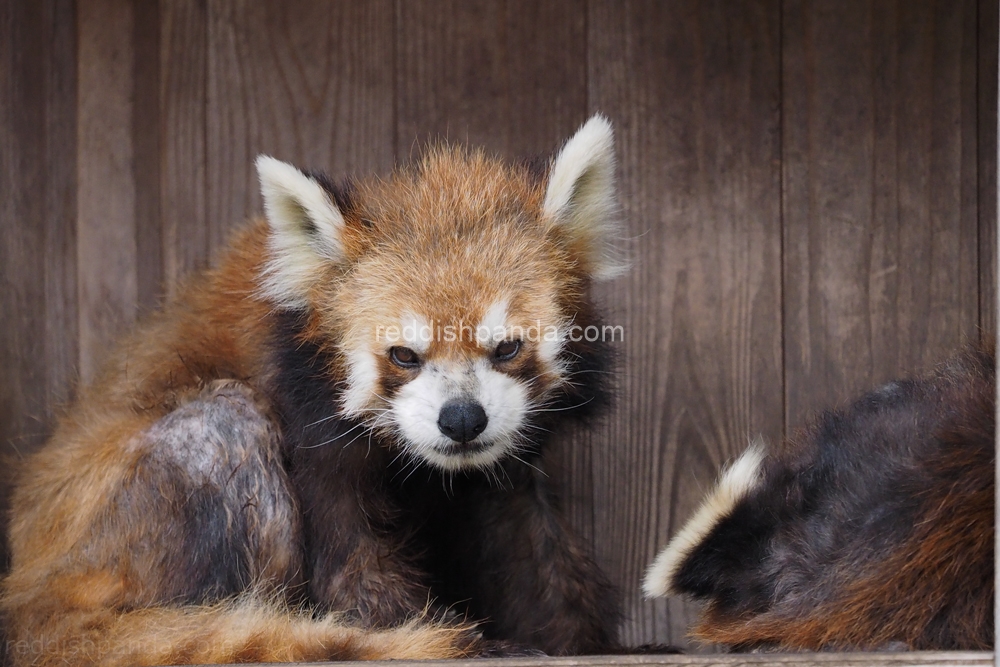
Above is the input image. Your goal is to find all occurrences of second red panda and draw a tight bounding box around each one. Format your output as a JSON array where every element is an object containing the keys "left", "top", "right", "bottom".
[{"left": 644, "top": 342, "right": 995, "bottom": 651}]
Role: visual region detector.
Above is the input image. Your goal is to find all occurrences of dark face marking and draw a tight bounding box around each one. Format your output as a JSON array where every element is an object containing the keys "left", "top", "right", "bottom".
[
  {"left": 501, "top": 350, "right": 545, "bottom": 402},
  {"left": 378, "top": 353, "right": 415, "bottom": 400}
]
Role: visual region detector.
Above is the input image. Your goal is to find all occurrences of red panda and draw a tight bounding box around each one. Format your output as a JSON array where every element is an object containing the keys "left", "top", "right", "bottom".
[
  {"left": 2, "top": 116, "right": 625, "bottom": 665},
  {"left": 643, "top": 342, "right": 995, "bottom": 651}
]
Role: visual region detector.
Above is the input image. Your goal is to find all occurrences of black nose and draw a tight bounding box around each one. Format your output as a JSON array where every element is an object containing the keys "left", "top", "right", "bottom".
[{"left": 437, "top": 401, "right": 489, "bottom": 443}]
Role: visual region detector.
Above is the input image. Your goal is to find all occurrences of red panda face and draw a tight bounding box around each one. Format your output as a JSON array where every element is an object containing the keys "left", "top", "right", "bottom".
[
  {"left": 339, "top": 298, "right": 555, "bottom": 471},
  {"left": 256, "top": 116, "right": 623, "bottom": 471},
  {"left": 334, "top": 240, "right": 575, "bottom": 471}
]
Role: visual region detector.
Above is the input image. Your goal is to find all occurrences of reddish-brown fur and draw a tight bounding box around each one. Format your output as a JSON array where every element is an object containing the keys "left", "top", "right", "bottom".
[
  {"left": 3, "top": 141, "right": 622, "bottom": 664},
  {"left": 1, "top": 232, "right": 456, "bottom": 666}
]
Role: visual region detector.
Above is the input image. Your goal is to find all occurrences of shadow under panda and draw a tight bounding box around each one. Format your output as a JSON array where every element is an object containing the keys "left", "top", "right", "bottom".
[{"left": 645, "top": 340, "right": 995, "bottom": 651}]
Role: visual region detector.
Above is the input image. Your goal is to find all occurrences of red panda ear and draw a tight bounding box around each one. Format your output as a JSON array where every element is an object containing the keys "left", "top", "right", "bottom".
[
  {"left": 255, "top": 155, "right": 346, "bottom": 308},
  {"left": 542, "top": 114, "right": 627, "bottom": 280}
]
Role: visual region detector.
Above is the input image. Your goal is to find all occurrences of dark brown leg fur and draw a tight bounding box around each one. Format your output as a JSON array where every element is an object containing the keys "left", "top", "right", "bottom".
[
  {"left": 272, "top": 311, "right": 435, "bottom": 627},
  {"left": 288, "top": 419, "right": 432, "bottom": 627},
  {"left": 418, "top": 462, "right": 621, "bottom": 655}
]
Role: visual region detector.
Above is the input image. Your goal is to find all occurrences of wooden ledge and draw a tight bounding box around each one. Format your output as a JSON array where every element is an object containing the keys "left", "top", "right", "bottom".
[{"left": 232, "top": 652, "right": 992, "bottom": 667}]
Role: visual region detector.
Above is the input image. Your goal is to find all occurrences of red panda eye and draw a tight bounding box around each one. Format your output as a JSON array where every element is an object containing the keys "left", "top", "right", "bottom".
[
  {"left": 494, "top": 340, "right": 521, "bottom": 362},
  {"left": 389, "top": 346, "right": 420, "bottom": 368}
]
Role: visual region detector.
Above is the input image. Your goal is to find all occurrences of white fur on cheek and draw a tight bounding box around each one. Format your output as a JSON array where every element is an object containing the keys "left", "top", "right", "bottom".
[
  {"left": 474, "top": 361, "right": 527, "bottom": 447},
  {"left": 340, "top": 346, "right": 380, "bottom": 417},
  {"left": 389, "top": 361, "right": 529, "bottom": 472},
  {"left": 536, "top": 322, "right": 569, "bottom": 382},
  {"left": 390, "top": 370, "right": 451, "bottom": 451}
]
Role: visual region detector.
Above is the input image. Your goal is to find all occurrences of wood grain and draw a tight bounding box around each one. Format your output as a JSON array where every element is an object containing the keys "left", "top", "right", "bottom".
[
  {"left": 979, "top": 0, "right": 998, "bottom": 334},
  {"left": 0, "top": 0, "right": 78, "bottom": 458},
  {"left": 133, "top": 0, "right": 162, "bottom": 312},
  {"left": 76, "top": 0, "right": 140, "bottom": 382},
  {"left": 250, "top": 651, "right": 993, "bottom": 667},
  {"left": 40, "top": 0, "right": 80, "bottom": 421},
  {"left": 782, "top": 0, "right": 982, "bottom": 428},
  {"left": 395, "top": 0, "right": 588, "bottom": 157},
  {"left": 1, "top": 0, "right": 41, "bottom": 448},
  {"left": 0, "top": 0, "right": 78, "bottom": 570},
  {"left": 586, "top": 0, "right": 783, "bottom": 647},
  {"left": 206, "top": 0, "right": 396, "bottom": 255},
  {"left": 160, "top": 0, "right": 208, "bottom": 295}
]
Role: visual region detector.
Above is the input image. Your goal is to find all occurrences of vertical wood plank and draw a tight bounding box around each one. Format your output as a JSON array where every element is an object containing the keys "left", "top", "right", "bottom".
[
  {"left": 133, "top": 0, "right": 162, "bottom": 312},
  {"left": 782, "top": 0, "right": 981, "bottom": 428},
  {"left": 0, "top": 0, "right": 79, "bottom": 457},
  {"left": 0, "top": 0, "right": 77, "bottom": 453},
  {"left": 161, "top": 0, "right": 208, "bottom": 293},
  {"left": 395, "top": 0, "right": 588, "bottom": 158},
  {"left": 987, "top": 4, "right": 997, "bottom": 642},
  {"left": 587, "top": 0, "right": 784, "bottom": 647},
  {"left": 42, "top": 0, "right": 80, "bottom": 422},
  {"left": 0, "top": 0, "right": 73, "bottom": 447},
  {"left": 0, "top": 0, "right": 78, "bottom": 567},
  {"left": 979, "top": 0, "right": 998, "bottom": 334},
  {"left": 207, "top": 0, "right": 396, "bottom": 255},
  {"left": 76, "top": 0, "right": 139, "bottom": 382}
]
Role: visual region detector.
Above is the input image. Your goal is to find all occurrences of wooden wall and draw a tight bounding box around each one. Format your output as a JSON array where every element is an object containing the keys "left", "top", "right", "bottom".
[{"left": 1, "top": 0, "right": 996, "bottom": 650}]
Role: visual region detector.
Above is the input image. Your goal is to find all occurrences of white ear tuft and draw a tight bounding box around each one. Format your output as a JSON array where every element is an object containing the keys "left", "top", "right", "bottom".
[
  {"left": 642, "top": 442, "right": 767, "bottom": 598},
  {"left": 542, "top": 114, "right": 626, "bottom": 280},
  {"left": 255, "top": 155, "right": 346, "bottom": 309}
]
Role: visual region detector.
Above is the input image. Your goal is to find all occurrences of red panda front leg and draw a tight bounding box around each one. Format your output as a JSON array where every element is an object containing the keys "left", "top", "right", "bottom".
[
  {"left": 288, "top": 436, "right": 432, "bottom": 626},
  {"left": 430, "top": 461, "right": 621, "bottom": 654}
]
